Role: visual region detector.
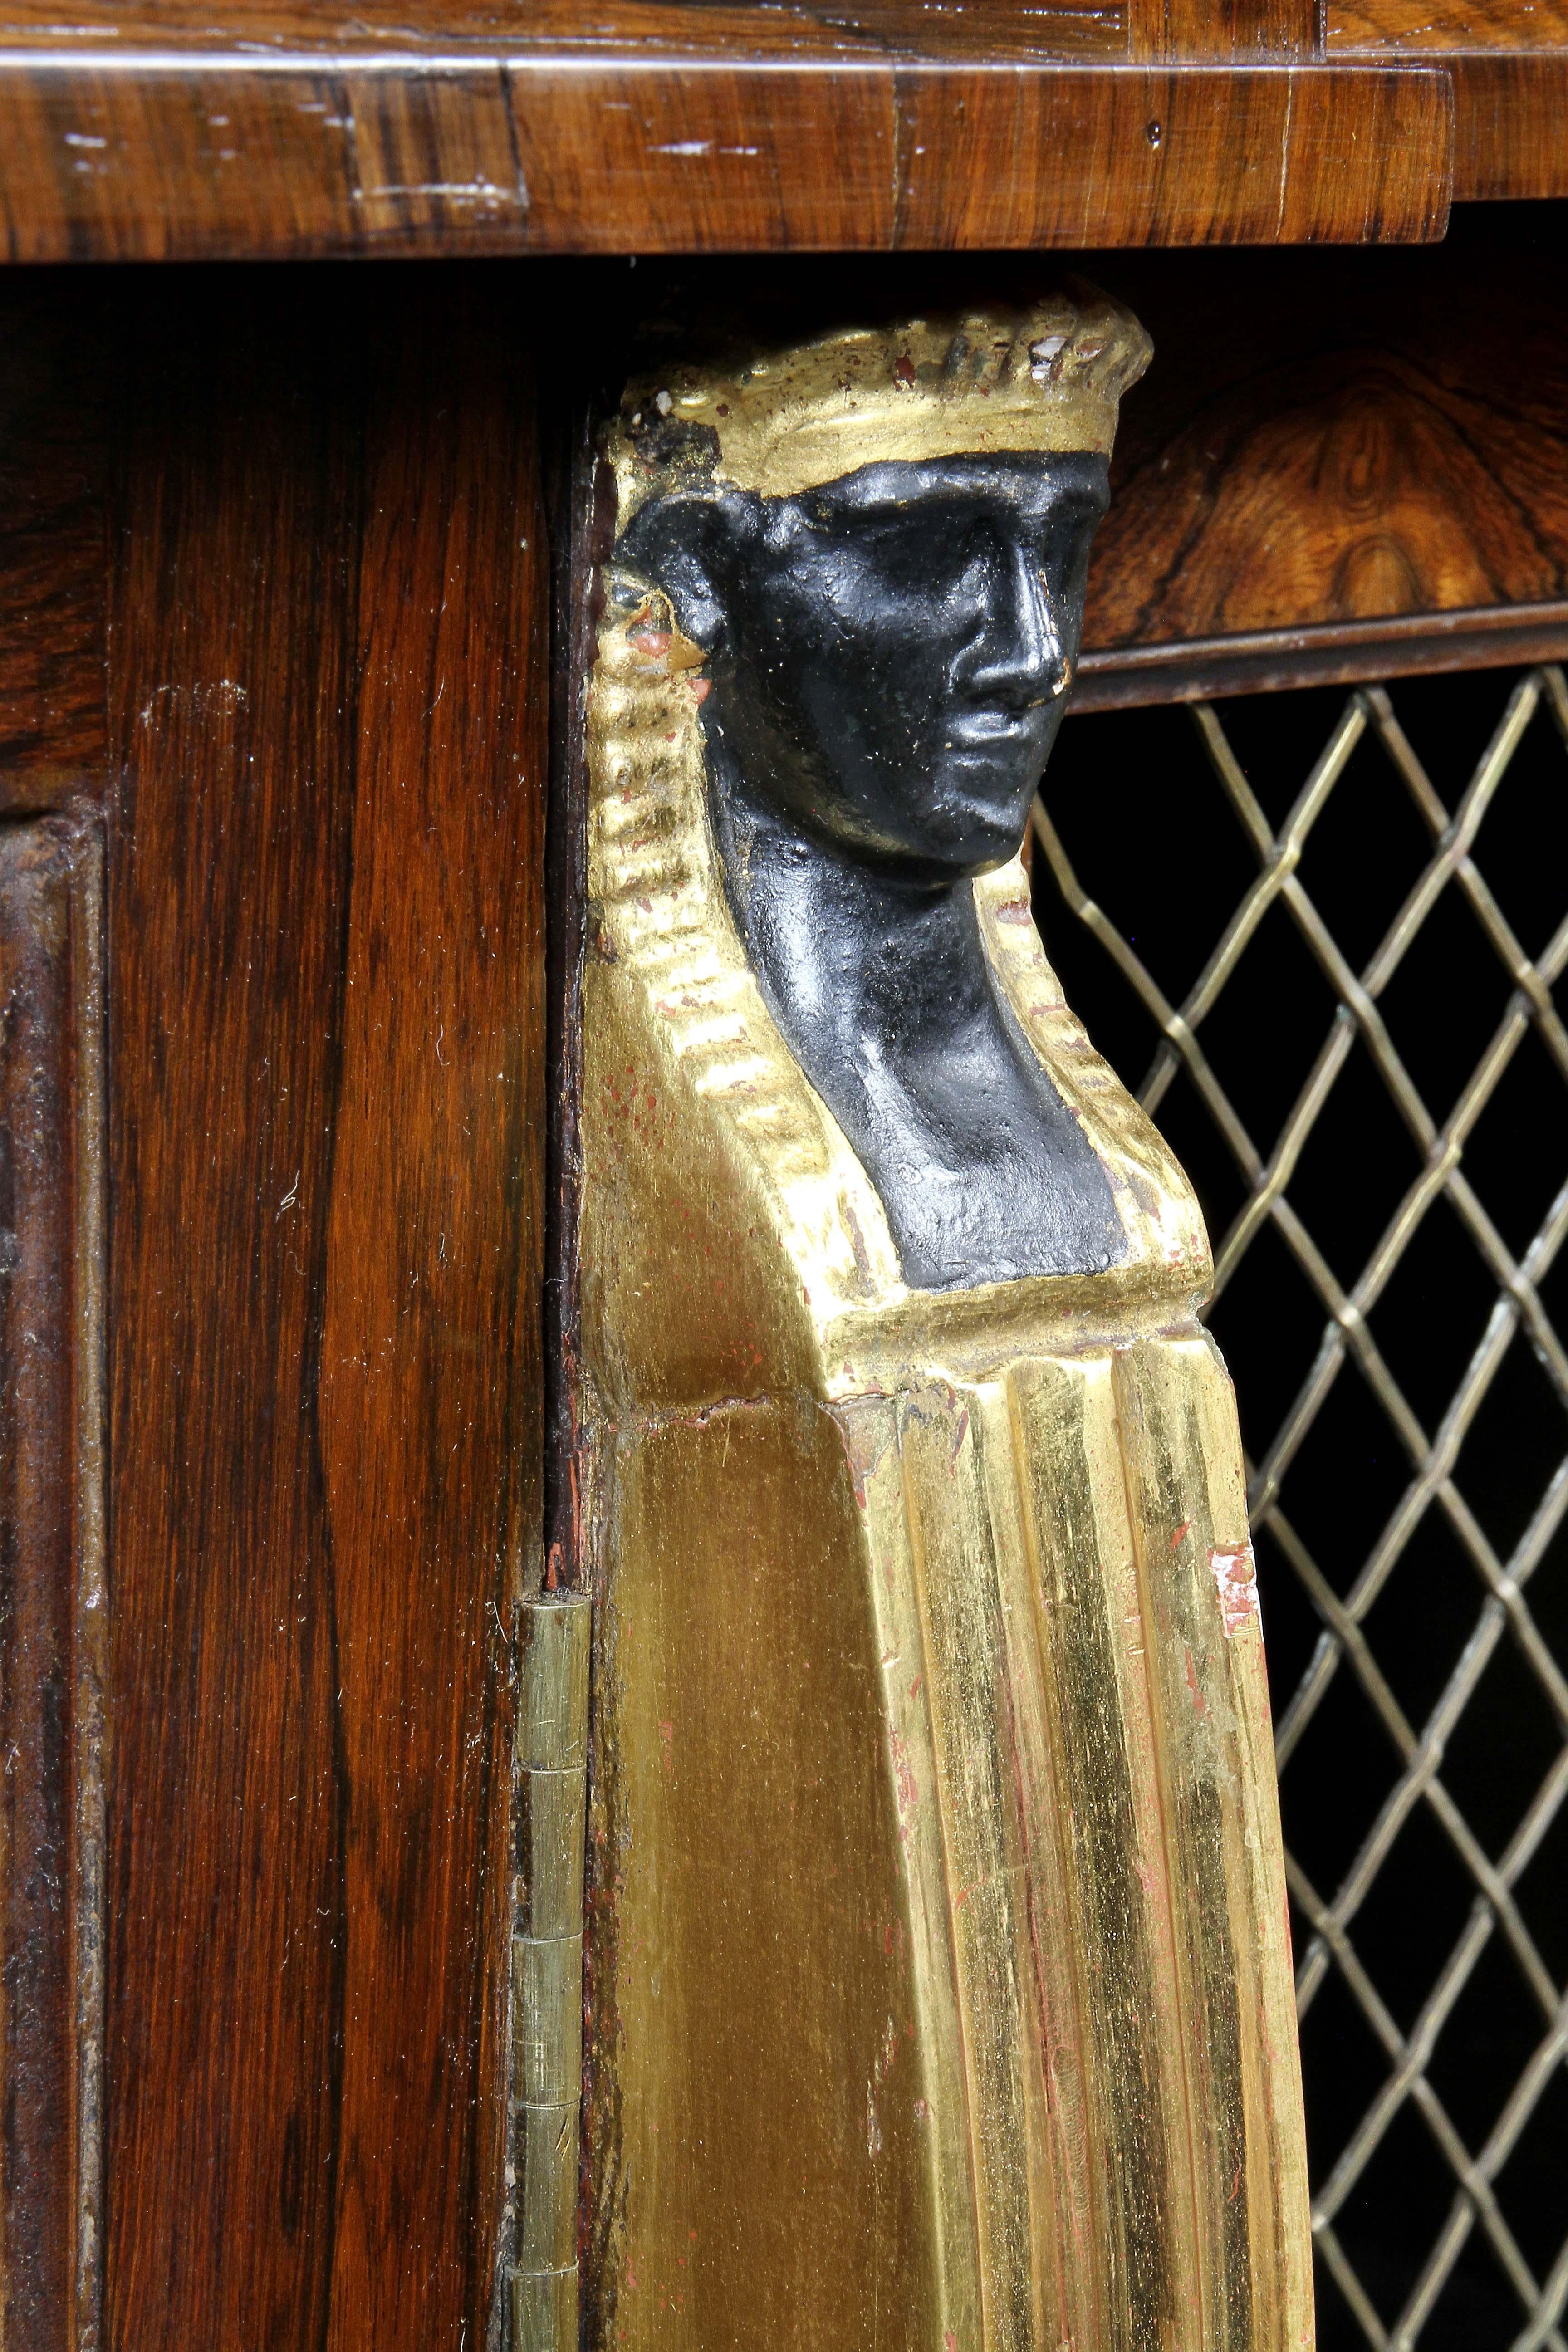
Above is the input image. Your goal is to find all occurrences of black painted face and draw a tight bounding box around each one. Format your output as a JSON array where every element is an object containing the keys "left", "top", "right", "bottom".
[{"left": 622, "top": 450, "right": 1110, "bottom": 878}]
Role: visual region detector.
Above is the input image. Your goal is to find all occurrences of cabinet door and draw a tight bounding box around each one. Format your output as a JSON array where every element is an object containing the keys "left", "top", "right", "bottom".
[
  {"left": 105, "top": 274, "right": 550, "bottom": 2352},
  {"left": 0, "top": 268, "right": 551, "bottom": 2352}
]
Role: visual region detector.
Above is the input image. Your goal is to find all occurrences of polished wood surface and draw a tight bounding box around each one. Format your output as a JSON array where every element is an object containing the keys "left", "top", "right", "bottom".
[
  {"left": 105, "top": 272, "right": 547, "bottom": 2352},
  {"left": 0, "top": 809, "right": 104, "bottom": 2352},
  {"left": 1330, "top": 0, "right": 1568, "bottom": 49},
  {"left": 0, "top": 51, "right": 1452, "bottom": 258},
  {"left": 1080, "top": 211, "right": 1568, "bottom": 687},
  {"left": 0, "top": 0, "right": 1127, "bottom": 55},
  {"left": 887, "top": 65, "right": 1447, "bottom": 246},
  {"left": 1129, "top": 0, "right": 1316, "bottom": 59},
  {"left": 10, "top": 0, "right": 1568, "bottom": 249},
  {"left": 1420, "top": 51, "right": 1568, "bottom": 197},
  {"left": 1328, "top": 0, "right": 1568, "bottom": 198},
  {"left": 0, "top": 294, "right": 105, "bottom": 803}
]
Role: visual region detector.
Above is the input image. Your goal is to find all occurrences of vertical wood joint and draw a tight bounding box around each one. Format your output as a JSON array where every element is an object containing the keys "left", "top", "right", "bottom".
[{"left": 510, "top": 1594, "right": 591, "bottom": 2352}]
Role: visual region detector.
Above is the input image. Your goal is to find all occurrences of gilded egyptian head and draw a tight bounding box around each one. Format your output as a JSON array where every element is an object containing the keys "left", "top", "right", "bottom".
[
  {"left": 599, "top": 289, "right": 1156, "bottom": 1292},
  {"left": 614, "top": 291, "right": 1151, "bottom": 879}
]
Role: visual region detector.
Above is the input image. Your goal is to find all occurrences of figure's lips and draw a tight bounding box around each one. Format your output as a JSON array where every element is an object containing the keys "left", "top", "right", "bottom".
[{"left": 941, "top": 706, "right": 1045, "bottom": 748}]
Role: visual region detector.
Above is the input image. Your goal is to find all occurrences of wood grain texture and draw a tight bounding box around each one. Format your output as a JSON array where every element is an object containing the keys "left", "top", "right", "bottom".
[
  {"left": 1129, "top": 0, "right": 1317, "bottom": 62},
  {"left": 0, "top": 0, "right": 1129, "bottom": 60},
  {"left": 0, "top": 810, "right": 105, "bottom": 2352},
  {"left": 105, "top": 271, "right": 546, "bottom": 2352},
  {"left": 0, "top": 54, "right": 1451, "bottom": 256},
  {"left": 1328, "top": 0, "right": 1568, "bottom": 51},
  {"left": 1445, "top": 52, "right": 1568, "bottom": 196},
  {"left": 0, "top": 290, "right": 106, "bottom": 802},
  {"left": 1327, "top": 0, "right": 1568, "bottom": 197},
  {"left": 894, "top": 63, "right": 1448, "bottom": 244},
  {"left": 1081, "top": 214, "right": 1568, "bottom": 660}
]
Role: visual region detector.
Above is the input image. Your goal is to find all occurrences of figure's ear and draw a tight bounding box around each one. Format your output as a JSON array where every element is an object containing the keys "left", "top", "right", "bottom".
[{"left": 617, "top": 489, "right": 757, "bottom": 652}]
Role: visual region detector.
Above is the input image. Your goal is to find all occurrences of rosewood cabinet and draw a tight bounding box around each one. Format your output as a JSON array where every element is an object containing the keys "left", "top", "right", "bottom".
[{"left": 0, "top": 14, "right": 1564, "bottom": 2352}]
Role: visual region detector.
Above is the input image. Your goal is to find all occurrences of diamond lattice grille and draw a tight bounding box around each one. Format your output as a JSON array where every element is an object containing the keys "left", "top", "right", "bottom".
[{"left": 1032, "top": 668, "right": 1568, "bottom": 2352}]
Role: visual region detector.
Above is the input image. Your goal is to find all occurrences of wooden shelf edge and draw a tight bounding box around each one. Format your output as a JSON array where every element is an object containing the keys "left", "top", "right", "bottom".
[
  {"left": 1073, "top": 600, "right": 1568, "bottom": 710},
  {"left": 1329, "top": 15, "right": 1568, "bottom": 201},
  {"left": 1447, "top": 52, "right": 1568, "bottom": 202},
  {"left": 0, "top": 57, "right": 1452, "bottom": 260}
]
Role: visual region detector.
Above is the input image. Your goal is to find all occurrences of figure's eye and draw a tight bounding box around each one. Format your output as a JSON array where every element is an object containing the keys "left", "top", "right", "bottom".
[
  {"left": 859, "top": 510, "right": 939, "bottom": 556},
  {"left": 1036, "top": 500, "right": 1101, "bottom": 584},
  {"left": 893, "top": 502, "right": 1008, "bottom": 565}
]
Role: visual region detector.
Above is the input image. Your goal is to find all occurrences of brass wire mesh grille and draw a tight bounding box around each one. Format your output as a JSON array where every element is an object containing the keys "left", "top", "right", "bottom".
[{"left": 1032, "top": 667, "right": 1568, "bottom": 2351}]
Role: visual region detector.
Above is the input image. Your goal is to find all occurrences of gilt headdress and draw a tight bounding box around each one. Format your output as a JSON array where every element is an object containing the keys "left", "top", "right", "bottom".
[{"left": 611, "top": 282, "right": 1151, "bottom": 524}]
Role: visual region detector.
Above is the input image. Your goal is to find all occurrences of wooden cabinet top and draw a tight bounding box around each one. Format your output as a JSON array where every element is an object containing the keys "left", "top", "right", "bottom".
[{"left": 0, "top": 1, "right": 1558, "bottom": 256}]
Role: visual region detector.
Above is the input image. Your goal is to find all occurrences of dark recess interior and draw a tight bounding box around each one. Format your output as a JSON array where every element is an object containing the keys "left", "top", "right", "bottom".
[{"left": 1036, "top": 666, "right": 1568, "bottom": 2347}]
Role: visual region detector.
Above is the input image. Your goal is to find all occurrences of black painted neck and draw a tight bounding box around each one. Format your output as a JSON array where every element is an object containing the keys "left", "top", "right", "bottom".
[
  {"left": 705, "top": 729, "right": 1127, "bottom": 1293},
  {"left": 710, "top": 743, "right": 993, "bottom": 1068}
]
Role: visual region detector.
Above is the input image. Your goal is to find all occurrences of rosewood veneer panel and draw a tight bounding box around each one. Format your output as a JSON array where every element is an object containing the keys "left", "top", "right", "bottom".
[
  {"left": 0, "top": 0, "right": 1128, "bottom": 56},
  {"left": 105, "top": 272, "right": 547, "bottom": 2352},
  {"left": 1128, "top": 0, "right": 1317, "bottom": 59},
  {"left": 1328, "top": 0, "right": 1568, "bottom": 200},
  {"left": 1329, "top": 0, "right": 1568, "bottom": 49},
  {"left": 0, "top": 52, "right": 1451, "bottom": 257},
  {"left": 0, "top": 291, "right": 106, "bottom": 801},
  {"left": 1078, "top": 214, "right": 1568, "bottom": 695}
]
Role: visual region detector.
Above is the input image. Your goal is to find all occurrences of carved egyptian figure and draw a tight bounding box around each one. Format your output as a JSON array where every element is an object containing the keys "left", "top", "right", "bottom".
[{"left": 576, "top": 294, "right": 1313, "bottom": 2352}]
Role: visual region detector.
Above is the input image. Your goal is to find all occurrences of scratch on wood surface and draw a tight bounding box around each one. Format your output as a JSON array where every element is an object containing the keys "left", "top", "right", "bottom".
[{"left": 1275, "top": 66, "right": 1294, "bottom": 240}]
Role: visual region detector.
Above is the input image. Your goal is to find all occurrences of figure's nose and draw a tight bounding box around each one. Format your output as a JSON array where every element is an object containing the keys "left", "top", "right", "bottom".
[{"left": 957, "top": 532, "right": 1069, "bottom": 706}]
